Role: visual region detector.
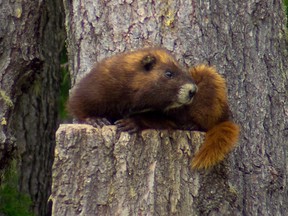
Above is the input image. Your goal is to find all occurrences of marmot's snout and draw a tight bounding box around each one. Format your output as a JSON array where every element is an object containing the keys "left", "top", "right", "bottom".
[
  {"left": 179, "top": 83, "right": 198, "bottom": 104},
  {"left": 165, "top": 83, "right": 197, "bottom": 110},
  {"left": 188, "top": 87, "right": 197, "bottom": 100}
]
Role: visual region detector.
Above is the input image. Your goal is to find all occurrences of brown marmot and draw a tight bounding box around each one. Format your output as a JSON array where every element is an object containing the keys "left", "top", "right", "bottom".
[
  {"left": 67, "top": 48, "right": 197, "bottom": 124},
  {"left": 116, "top": 65, "right": 240, "bottom": 169}
]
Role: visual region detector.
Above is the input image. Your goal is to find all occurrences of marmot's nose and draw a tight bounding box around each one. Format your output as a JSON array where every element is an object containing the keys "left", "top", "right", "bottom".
[{"left": 188, "top": 86, "right": 197, "bottom": 100}]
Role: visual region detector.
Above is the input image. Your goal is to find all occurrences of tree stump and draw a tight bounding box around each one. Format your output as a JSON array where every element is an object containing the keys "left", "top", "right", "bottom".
[{"left": 52, "top": 124, "right": 242, "bottom": 215}]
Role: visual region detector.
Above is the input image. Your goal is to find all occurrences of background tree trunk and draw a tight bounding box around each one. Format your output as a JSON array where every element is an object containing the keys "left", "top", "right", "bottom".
[
  {"left": 52, "top": 0, "right": 287, "bottom": 215},
  {"left": 0, "top": 0, "right": 65, "bottom": 215}
]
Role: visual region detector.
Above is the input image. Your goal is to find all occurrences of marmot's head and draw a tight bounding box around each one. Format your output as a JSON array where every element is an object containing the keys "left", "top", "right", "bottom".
[{"left": 127, "top": 48, "right": 197, "bottom": 112}]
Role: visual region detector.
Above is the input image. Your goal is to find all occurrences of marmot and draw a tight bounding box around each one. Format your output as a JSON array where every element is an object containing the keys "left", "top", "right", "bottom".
[
  {"left": 116, "top": 65, "right": 240, "bottom": 169},
  {"left": 67, "top": 48, "right": 197, "bottom": 124}
]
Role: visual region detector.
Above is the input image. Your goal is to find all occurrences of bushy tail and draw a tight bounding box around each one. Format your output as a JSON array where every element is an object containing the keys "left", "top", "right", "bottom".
[{"left": 191, "top": 121, "right": 240, "bottom": 169}]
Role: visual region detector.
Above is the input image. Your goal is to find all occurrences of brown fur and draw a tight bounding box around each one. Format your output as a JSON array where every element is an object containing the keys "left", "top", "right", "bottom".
[
  {"left": 67, "top": 48, "right": 197, "bottom": 123},
  {"left": 191, "top": 121, "right": 239, "bottom": 169},
  {"left": 117, "top": 65, "right": 240, "bottom": 169},
  {"left": 188, "top": 65, "right": 229, "bottom": 130},
  {"left": 188, "top": 65, "right": 239, "bottom": 169}
]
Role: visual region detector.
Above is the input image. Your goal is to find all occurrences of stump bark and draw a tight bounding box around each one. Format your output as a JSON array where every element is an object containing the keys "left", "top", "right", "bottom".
[{"left": 52, "top": 124, "right": 237, "bottom": 215}]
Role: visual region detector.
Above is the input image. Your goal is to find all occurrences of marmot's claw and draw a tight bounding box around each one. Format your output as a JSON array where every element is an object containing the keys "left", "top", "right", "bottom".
[{"left": 115, "top": 118, "right": 139, "bottom": 134}]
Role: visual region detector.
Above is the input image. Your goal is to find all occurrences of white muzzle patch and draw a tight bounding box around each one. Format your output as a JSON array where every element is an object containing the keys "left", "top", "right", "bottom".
[{"left": 165, "top": 83, "right": 198, "bottom": 110}]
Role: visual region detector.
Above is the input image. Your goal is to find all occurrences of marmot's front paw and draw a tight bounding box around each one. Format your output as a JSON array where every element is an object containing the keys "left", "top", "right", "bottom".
[{"left": 115, "top": 118, "right": 139, "bottom": 134}]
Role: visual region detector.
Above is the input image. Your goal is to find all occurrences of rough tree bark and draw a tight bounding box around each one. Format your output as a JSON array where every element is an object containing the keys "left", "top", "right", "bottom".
[
  {"left": 0, "top": 0, "right": 65, "bottom": 215},
  {"left": 52, "top": 0, "right": 288, "bottom": 215},
  {"left": 53, "top": 125, "right": 204, "bottom": 215}
]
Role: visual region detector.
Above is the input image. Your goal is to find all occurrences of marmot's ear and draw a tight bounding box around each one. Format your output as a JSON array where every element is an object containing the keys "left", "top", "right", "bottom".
[{"left": 142, "top": 55, "right": 156, "bottom": 71}]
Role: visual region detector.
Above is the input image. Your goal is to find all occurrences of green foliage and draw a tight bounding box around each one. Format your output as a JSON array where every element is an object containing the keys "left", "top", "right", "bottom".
[
  {"left": 0, "top": 161, "right": 34, "bottom": 216},
  {"left": 58, "top": 46, "right": 71, "bottom": 120},
  {"left": 285, "top": 0, "right": 288, "bottom": 26}
]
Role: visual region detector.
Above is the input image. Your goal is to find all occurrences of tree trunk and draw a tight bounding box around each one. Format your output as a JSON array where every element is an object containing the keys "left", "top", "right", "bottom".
[
  {"left": 0, "top": 0, "right": 65, "bottom": 215},
  {"left": 52, "top": 0, "right": 288, "bottom": 215}
]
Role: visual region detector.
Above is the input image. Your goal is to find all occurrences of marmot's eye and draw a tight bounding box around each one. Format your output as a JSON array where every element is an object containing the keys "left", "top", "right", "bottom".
[{"left": 165, "top": 71, "right": 174, "bottom": 78}]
